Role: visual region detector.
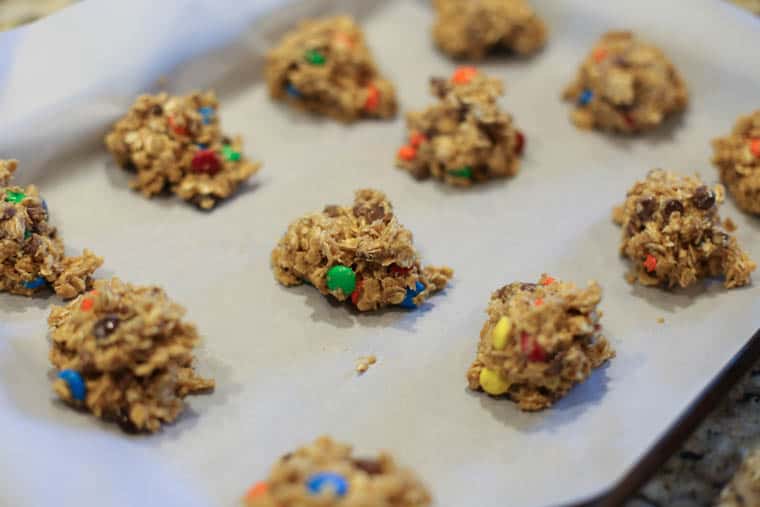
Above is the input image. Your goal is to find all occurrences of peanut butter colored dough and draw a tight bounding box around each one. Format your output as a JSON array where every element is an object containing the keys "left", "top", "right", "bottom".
[
  {"left": 396, "top": 68, "right": 523, "bottom": 186},
  {"left": 466, "top": 275, "right": 614, "bottom": 411},
  {"left": 49, "top": 277, "right": 215, "bottom": 433},
  {"left": 712, "top": 110, "right": 760, "bottom": 214},
  {"left": 563, "top": 31, "right": 688, "bottom": 134},
  {"left": 104, "top": 91, "right": 260, "bottom": 210},
  {"left": 613, "top": 170, "right": 755, "bottom": 289},
  {"left": 265, "top": 15, "right": 397, "bottom": 122},
  {"left": 0, "top": 159, "right": 102, "bottom": 299},
  {"left": 432, "top": 0, "right": 547, "bottom": 60},
  {"left": 271, "top": 189, "right": 453, "bottom": 312},
  {"left": 243, "top": 436, "right": 432, "bottom": 507}
]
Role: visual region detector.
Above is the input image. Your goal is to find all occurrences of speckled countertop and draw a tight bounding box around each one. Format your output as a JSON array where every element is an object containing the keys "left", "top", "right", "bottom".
[{"left": 629, "top": 360, "right": 760, "bottom": 506}]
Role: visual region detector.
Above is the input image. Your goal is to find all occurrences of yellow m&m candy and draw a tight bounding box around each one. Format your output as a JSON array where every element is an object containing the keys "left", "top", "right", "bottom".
[
  {"left": 479, "top": 368, "right": 509, "bottom": 395},
  {"left": 491, "top": 316, "right": 511, "bottom": 350}
]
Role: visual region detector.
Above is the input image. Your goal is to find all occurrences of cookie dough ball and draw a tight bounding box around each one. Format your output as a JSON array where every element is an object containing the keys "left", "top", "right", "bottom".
[
  {"left": 466, "top": 275, "right": 614, "bottom": 411},
  {"left": 271, "top": 189, "right": 453, "bottom": 312},
  {"left": 563, "top": 31, "right": 688, "bottom": 134},
  {"left": 48, "top": 277, "right": 215, "bottom": 432},
  {"left": 613, "top": 170, "right": 755, "bottom": 289},
  {"left": 243, "top": 436, "right": 432, "bottom": 507},
  {"left": 0, "top": 159, "right": 102, "bottom": 299},
  {"left": 396, "top": 67, "right": 524, "bottom": 186},
  {"left": 104, "top": 91, "right": 261, "bottom": 210},
  {"left": 432, "top": 0, "right": 547, "bottom": 60},
  {"left": 265, "top": 15, "right": 397, "bottom": 122},
  {"left": 712, "top": 110, "right": 760, "bottom": 214}
]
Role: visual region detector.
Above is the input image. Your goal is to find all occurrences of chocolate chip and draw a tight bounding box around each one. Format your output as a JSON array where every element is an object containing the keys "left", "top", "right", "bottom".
[
  {"left": 2, "top": 206, "right": 16, "bottom": 220},
  {"left": 222, "top": 136, "right": 231, "bottom": 146},
  {"left": 663, "top": 199, "right": 684, "bottom": 219},
  {"left": 150, "top": 104, "right": 163, "bottom": 116},
  {"left": 22, "top": 236, "right": 40, "bottom": 255},
  {"left": 124, "top": 160, "right": 137, "bottom": 173},
  {"left": 93, "top": 316, "right": 120, "bottom": 339},
  {"left": 353, "top": 204, "right": 385, "bottom": 222},
  {"left": 281, "top": 452, "right": 293, "bottom": 461},
  {"left": 479, "top": 121, "right": 501, "bottom": 144},
  {"left": 353, "top": 458, "right": 383, "bottom": 475},
  {"left": 323, "top": 205, "right": 341, "bottom": 217},
  {"left": 692, "top": 186, "right": 716, "bottom": 210},
  {"left": 521, "top": 283, "right": 537, "bottom": 291},
  {"left": 430, "top": 77, "right": 448, "bottom": 98},
  {"left": 27, "top": 205, "right": 46, "bottom": 223},
  {"left": 636, "top": 197, "right": 657, "bottom": 222},
  {"left": 366, "top": 204, "right": 385, "bottom": 222}
]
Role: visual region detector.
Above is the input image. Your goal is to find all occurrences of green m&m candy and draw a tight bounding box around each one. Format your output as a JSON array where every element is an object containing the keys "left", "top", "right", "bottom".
[
  {"left": 447, "top": 166, "right": 472, "bottom": 178},
  {"left": 5, "top": 190, "right": 25, "bottom": 203},
  {"left": 327, "top": 265, "right": 356, "bottom": 296},
  {"left": 222, "top": 144, "right": 241, "bottom": 162},
  {"left": 305, "top": 49, "right": 326, "bottom": 65}
]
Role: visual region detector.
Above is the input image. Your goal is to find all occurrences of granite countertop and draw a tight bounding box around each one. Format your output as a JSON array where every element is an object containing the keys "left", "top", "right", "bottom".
[{"left": 629, "top": 360, "right": 760, "bottom": 506}]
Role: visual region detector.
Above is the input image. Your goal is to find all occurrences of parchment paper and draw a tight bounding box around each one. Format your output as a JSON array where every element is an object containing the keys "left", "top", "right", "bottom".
[{"left": 1, "top": 1, "right": 759, "bottom": 506}]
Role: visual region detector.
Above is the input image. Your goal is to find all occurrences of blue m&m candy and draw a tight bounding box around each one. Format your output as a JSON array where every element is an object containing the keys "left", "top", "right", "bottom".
[
  {"left": 306, "top": 472, "right": 348, "bottom": 497},
  {"left": 22, "top": 276, "right": 46, "bottom": 290},
  {"left": 400, "top": 281, "right": 425, "bottom": 309},
  {"left": 198, "top": 106, "right": 215, "bottom": 125},
  {"left": 58, "top": 369, "right": 86, "bottom": 402},
  {"left": 286, "top": 83, "right": 302, "bottom": 98},
  {"left": 578, "top": 89, "right": 593, "bottom": 106}
]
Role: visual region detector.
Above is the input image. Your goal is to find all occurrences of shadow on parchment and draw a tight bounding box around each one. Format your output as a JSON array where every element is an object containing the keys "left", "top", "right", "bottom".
[
  {"left": 469, "top": 361, "right": 612, "bottom": 434},
  {"left": 0, "top": 291, "right": 55, "bottom": 314},
  {"left": 282, "top": 281, "right": 449, "bottom": 334}
]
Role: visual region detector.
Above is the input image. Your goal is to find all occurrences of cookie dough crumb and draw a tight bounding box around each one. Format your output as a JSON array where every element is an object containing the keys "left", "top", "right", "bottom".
[
  {"left": 243, "top": 436, "right": 432, "bottom": 507},
  {"left": 563, "top": 31, "right": 688, "bottom": 134},
  {"left": 104, "top": 91, "right": 261, "bottom": 209},
  {"left": 271, "top": 189, "right": 453, "bottom": 312},
  {"left": 716, "top": 447, "right": 760, "bottom": 507},
  {"left": 355, "top": 355, "right": 377, "bottom": 374},
  {"left": 48, "top": 277, "right": 214, "bottom": 433},
  {"left": 266, "top": 15, "right": 397, "bottom": 122},
  {"left": 724, "top": 217, "right": 738, "bottom": 232},
  {"left": 613, "top": 169, "right": 755, "bottom": 289},
  {"left": 396, "top": 68, "right": 523, "bottom": 186},
  {"left": 0, "top": 159, "right": 102, "bottom": 298},
  {"left": 712, "top": 110, "right": 760, "bottom": 214},
  {"left": 432, "top": 0, "right": 547, "bottom": 60},
  {"left": 657, "top": 317, "right": 665, "bottom": 324},
  {"left": 467, "top": 274, "right": 614, "bottom": 411}
]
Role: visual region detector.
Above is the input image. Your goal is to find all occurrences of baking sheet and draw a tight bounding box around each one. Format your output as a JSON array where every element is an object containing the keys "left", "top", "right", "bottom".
[{"left": 1, "top": 1, "right": 759, "bottom": 506}]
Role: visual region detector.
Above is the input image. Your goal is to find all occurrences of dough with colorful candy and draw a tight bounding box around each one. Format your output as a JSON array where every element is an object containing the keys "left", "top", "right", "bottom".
[
  {"left": 271, "top": 189, "right": 452, "bottom": 312},
  {"left": 467, "top": 275, "right": 614, "bottom": 411}
]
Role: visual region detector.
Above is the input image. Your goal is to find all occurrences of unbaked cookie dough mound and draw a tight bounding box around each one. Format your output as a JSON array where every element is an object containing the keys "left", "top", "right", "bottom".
[
  {"left": 0, "top": 159, "right": 102, "bottom": 299},
  {"left": 563, "top": 31, "right": 688, "bottom": 134},
  {"left": 48, "top": 277, "right": 215, "bottom": 433},
  {"left": 105, "top": 91, "right": 261, "bottom": 210},
  {"left": 243, "top": 436, "right": 432, "bottom": 507},
  {"left": 265, "top": 15, "right": 397, "bottom": 122},
  {"left": 613, "top": 170, "right": 755, "bottom": 289},
  {"left": 432, "top": 0, "right": 547, "bottom": 60},
  {"left": 271, "top": 189, "right": 453, "bottom": 312},
  {"left": 467, "top": 275, "right": 614, "bottom": 411},
  {"left": 712, "top": 110, "right": 760, "bottom": 214},
  {"left": 396, "top": 67, "right": 524, "bottom": 186}
]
